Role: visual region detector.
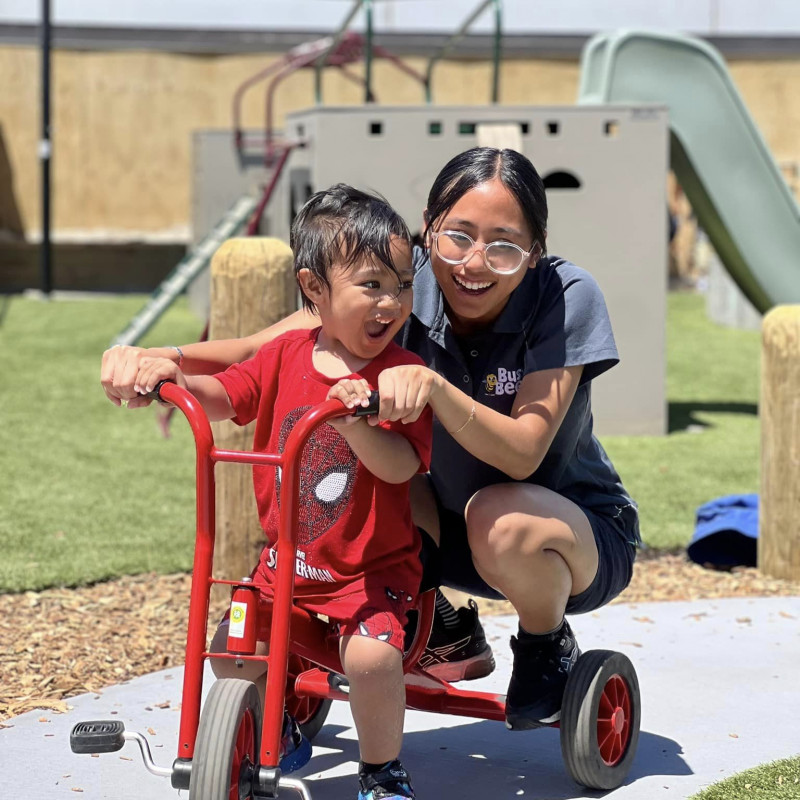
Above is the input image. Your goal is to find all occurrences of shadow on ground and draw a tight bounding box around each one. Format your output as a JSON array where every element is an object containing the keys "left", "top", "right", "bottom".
[
  {"left": 303, "top": 720, "right": 689, "bottom": 798},
  {"left": 668, "top": 401, "right": 758, "bottom": 432}
]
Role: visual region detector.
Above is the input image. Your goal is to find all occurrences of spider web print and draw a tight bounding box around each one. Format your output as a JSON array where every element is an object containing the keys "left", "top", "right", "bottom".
[{"left": 273, "top": 406, "right": 358, "bottom": 545}]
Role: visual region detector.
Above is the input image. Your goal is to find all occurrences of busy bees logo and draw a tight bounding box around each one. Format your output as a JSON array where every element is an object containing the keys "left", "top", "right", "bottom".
[{"left": 484, "top": 366, "right": 522, "bottom": 396}]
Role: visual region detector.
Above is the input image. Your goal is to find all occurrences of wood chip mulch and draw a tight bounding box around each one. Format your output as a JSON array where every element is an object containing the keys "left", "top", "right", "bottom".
[{"left": 1, "top": 551, "right": 798, "bottom": 724}]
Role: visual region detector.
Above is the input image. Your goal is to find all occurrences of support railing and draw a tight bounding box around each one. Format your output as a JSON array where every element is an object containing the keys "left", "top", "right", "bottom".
[
  {"left": 425, "top": 0, "right": 503, "bottom": 104},
  {"left": 315, "top": 0, "right": 374, "bottom": 104}
]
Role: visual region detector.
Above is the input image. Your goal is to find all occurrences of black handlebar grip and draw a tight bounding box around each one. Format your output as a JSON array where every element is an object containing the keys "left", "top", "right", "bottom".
[
  {"left": 144, "top": 378, "right": 175, "bottom": 403},
  {"left": 352, "top": 391, "right": 380, "bottom": 417}
]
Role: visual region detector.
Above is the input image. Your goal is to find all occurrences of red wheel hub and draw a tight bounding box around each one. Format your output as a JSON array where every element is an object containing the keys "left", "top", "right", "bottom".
[
  {"left": 230, "top": 708, "right": 255, "bottom": 800},
  {"left": 596, "top": 673, "right": 632, "bottom": 766}
]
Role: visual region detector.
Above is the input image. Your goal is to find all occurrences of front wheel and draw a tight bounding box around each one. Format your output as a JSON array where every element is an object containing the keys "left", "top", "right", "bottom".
[
  {"left": 189, "top": 678, "right": 261, "bottom": 800},
  {"left": 560, "top": 649, "right": 641, "bottom": 791}
]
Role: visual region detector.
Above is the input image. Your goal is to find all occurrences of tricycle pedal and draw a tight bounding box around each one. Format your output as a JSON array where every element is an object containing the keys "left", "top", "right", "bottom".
[{"left": 70, "top": 720, "right": 126, "bottom": 754}]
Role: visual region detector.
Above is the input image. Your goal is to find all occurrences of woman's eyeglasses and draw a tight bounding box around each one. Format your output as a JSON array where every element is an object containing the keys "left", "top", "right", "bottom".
[{"left": 430, "top": 230, "right": 539, "bottom": 275}]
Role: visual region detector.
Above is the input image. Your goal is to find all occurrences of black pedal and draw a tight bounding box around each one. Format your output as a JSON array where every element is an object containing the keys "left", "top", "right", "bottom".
[{"left": 70, "top": 720, "right": 126, "bottom": 754}]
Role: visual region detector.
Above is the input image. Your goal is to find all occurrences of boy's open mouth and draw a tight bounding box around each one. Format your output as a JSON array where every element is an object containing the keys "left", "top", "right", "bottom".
[{"left": 365, "top": 319, "right": 392, "bottom": 339}]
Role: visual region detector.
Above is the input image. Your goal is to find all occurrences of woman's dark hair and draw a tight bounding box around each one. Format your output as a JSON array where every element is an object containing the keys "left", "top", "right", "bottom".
[
  {"left": 290, "top": 183, "right": 412, "bottom": 312},
  {"left": 424, "top": 147, "right": 548, "bottom": 258}
]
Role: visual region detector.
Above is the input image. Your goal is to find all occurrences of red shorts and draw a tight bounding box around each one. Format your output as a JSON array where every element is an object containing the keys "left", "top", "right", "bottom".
[
  {"left": 322, "top": 597, "right": 411, "bottom": 652},
  {"left": 247, "top": 562, "right": 418, "bottom": 653}
]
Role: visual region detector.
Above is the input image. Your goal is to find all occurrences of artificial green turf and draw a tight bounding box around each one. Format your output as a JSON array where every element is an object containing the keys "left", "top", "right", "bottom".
[
  {"left": 0, "top": 293, "right": 201, "bottom": 592},
  {"left": 0, "top": 290, "right": 761, "bottom": 592},
  {"left": 601, "top": 291, "right": 761, "bottom": 550},
  {"left": 688, "top": 756, "right": 800, "bottom": 799}
]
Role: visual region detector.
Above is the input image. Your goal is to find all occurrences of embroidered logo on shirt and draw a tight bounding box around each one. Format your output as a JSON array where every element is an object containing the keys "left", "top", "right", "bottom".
[{"left": 484, "top": 366, "right": 522, "bottom": 396}]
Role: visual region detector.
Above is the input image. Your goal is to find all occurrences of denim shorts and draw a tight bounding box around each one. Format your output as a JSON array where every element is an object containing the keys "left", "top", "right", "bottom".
[{"left": 419, "top": 491, "right": 637, "bottom": 615}]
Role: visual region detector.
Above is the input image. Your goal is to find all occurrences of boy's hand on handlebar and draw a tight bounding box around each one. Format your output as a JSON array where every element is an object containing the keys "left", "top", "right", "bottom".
[
  {"left": 376, "top": 365, "right": 440, "bottom": 424},
  {"left": 134, "top": 357, "right": 188, "bottom": 399},
  {"left": 327, "top": 379, "right": 373, "bottom": 428}
]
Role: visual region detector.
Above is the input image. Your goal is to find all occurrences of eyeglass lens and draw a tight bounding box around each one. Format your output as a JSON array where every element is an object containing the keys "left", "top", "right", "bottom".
[{"left": 436, "top": 232, "right": 524, "bottom": 273}]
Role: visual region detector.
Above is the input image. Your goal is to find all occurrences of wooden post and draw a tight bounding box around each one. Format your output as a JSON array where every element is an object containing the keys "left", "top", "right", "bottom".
[
  {"left": 209, "top": 237, "right": 296, "bottom": 585},
  {"left": 759, "top": 305, "right": 800, "bottom": 580}
]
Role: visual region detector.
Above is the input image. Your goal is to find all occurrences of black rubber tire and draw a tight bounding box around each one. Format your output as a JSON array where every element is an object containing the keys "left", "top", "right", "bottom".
[
  {"left": 285, "top": 653, "right": 332, "bottom": 741},
  {"left": 189, "top": 678, "right": 261, "bottom": 800},
  {"left": 560, "top": 649, "right": 641, "bottom": 791},
  {"left": 297, "top": 698, "right": 331, "bottom": 742}
]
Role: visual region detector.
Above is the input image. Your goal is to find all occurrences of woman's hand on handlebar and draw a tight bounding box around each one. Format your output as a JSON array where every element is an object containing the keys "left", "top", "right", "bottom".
[
  {"left": 101, "top": 345, "right": 150, "bottom": 408},
  {"left": 376, "top": 365, "right": 442, "bottom": 424},
  {"left": 101, "top": 345, "right": 182, "bottom": 408}
]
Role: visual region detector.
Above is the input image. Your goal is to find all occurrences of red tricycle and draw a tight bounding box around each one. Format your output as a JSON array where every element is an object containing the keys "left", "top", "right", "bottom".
[{"left": 70, "top": 382, "right": 641, "bottom": 798}]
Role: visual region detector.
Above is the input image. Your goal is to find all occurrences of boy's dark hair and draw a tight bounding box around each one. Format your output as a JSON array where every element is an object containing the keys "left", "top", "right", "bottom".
[
  {"left": 424, "top": 147, "right": 548, "bottom": 258},
  {"left": 290, "top": 183, "right": 412, "bottom": 312}
]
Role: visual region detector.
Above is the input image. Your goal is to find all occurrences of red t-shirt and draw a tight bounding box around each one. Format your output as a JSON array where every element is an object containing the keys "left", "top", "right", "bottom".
[{"left": 214, "top": 329, "right": 432, "bottom": 622}]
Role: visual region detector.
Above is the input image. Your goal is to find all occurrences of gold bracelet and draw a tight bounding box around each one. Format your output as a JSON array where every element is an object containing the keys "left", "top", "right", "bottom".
[{"left": 449, "top": 401, "right": 476, "bottom": 435}]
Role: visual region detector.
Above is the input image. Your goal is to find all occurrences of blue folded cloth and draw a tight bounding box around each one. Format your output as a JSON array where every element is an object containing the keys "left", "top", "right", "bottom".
[{"left": 687, "top": 494, "right": 758, "bottom": 568}]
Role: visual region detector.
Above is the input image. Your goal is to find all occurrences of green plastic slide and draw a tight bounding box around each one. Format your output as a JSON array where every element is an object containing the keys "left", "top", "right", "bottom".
[{"left": 578, "top": 29, "right": 800, "bottom": 313}]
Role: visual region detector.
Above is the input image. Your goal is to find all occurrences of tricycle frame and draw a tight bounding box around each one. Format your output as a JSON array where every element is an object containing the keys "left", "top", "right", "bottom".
[{"left": 164, "top": 383, "right": 508, "bottom": 796}]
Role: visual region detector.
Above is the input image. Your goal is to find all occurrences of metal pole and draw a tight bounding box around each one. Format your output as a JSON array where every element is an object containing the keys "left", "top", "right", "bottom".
[
  {"left": 314, "top": 0, "right": 364, "bottom": 104},
  {"left": 424, "top": 0, "right": 497, "bottom": 104},
  {"left": 491, "top": 0, "right": 502, "bottom": 103},
  {"left": 40, "top": 0, "right": 52, "bottom": 295},
  {"left": 364, "top": 0, "right": 374, "bottom": 103}
]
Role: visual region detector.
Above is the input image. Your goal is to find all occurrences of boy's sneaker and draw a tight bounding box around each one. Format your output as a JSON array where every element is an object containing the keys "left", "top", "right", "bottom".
[
  {"left": 504, "top": 619, "right": 581, "bottom": 730},
  {"left": 279, "top": 712, "right": 311, "bottom": 774},
  {"left": 358, "top": 760, "right": 415, "bottom": 799},
  {"left": 415, "top": 598, "right": 496, "bottom": 682}
]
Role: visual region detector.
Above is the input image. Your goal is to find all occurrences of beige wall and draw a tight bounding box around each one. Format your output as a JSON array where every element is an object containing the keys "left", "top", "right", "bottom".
[
  {"left": 0, "top": 44, "right": 797, "bottom": 238},
  {"left": 729, "top": 60, "right": 800, "bottom": 194}
]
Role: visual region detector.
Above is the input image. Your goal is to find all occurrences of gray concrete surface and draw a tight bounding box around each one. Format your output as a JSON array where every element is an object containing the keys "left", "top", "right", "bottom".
[{"left": 2, "top": 596, "right": 798, "bottom": 799}]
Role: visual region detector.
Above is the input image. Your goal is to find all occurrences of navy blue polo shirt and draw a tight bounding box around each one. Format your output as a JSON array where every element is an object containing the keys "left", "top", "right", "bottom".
[{"left": 395, "top": 247, "right": 640, "bottom": 544}]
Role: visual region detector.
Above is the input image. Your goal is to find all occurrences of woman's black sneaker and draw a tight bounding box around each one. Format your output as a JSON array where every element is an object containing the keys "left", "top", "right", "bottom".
[
  {"left": 413, "top": 598, "right": 496, "bottom": 682},
  {"left": 504, "top": 619, "right": 580, "bottom": 730}
]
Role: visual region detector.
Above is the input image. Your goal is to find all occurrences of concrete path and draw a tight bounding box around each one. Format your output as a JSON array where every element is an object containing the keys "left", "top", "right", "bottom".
[{"left": 2, "top": 596, "right": 798, "bottom": 799}]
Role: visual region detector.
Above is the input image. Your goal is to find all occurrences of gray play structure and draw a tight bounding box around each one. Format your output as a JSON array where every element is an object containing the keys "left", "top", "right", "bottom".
[{"left": 193, "top": 104, "right": 670, "bottom": 437}]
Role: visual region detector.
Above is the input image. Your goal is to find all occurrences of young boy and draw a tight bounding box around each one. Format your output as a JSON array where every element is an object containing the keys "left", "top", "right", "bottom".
[{"left": 135, "top": 184, "right": 432, "bottom": 800}]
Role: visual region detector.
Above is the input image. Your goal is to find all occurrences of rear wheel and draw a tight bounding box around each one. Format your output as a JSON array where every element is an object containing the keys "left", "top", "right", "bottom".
[
  {"left": 560, "top": 649, "right": 640, "bottom": 790},
  {"left": 285, "top": 653, "right": 331, "bottom": 741},
  {"left": 189, "top": 678, "right": 260, "bottom": 800}
]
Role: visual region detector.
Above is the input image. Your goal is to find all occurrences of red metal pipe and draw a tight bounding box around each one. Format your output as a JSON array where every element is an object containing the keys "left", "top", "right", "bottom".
[
  {"left": 157, "top": 383, "right": 217, "bottom": 760},
  {"left": 371, "top": 44, "right": 427, "bottom": 86},
  {"left": 232, "top": 60, "right": 286, "bottom": 157},
  {"left": 232, "top": 36, "right": 334, "bottom": 158},
  {"left": 245, "top": 142, "right": 297, "bottom": 236},
  {"left": 211, "top": 448, "right": 283, "bottom": 467},
  {"left": 260, "top": 399, "right": 351, "bottom": 766}
]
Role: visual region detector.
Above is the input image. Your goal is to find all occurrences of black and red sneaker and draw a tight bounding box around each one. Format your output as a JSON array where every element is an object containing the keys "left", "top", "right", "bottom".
[{"left": 413, "top": 598, "right": 496, "bottom": 682}]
